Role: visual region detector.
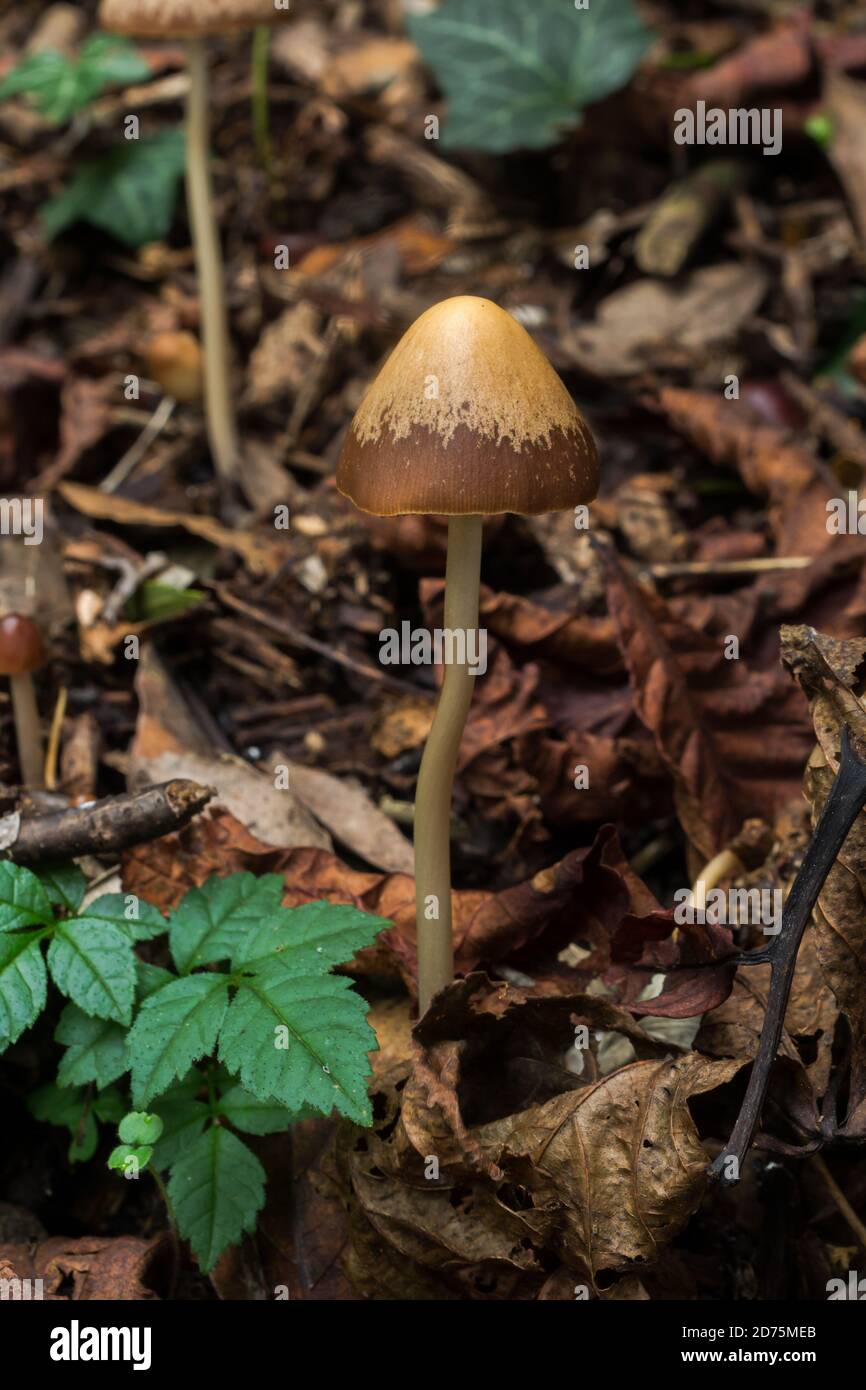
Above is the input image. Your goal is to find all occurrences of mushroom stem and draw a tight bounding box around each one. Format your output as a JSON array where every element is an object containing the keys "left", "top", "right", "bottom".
[
  {"left": 185, "top": 36, "right": 239, "bottom": 486},
  {"left": 10, "top": 672, "right": 43, "bottom": 787},
  {"left": 414, "top": 514, "right": 483, "bottom": 1013}
]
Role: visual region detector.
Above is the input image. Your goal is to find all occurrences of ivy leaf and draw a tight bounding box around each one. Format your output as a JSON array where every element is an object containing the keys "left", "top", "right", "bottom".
[
  {"left": 0, "top": 34, "right": 150, "bottom": 125},
  {"left": 0, "top": 862, "right": 55, "bottom": 932},
  {"left": 127, "top": 974, "right": 229, "bottom": 1107},
  {"left": 37, "top": 863, "right": 87, "bottom": 914},
  {"left": 150, "top": 1073, "right": 210, "bottom": 1171},
  {"left": 407, "top": 0, "right": 651, "bottom": 153},
  {"left": 218, "top": 1083, "right": 301, "bottom": 1136},
  {"left": 0, "top": 932, "right": 47, "bottom": 1053},
  {"left": 47, "top": 920, "right": 136, "bottom": 1024},
  {"left": 41, "top": 128, "right": 187, "bottom": 249},
  {"left": 232, "top": 901, "right": 392, "bottom": 973},
  {"left": 218, "top": 961, "right": 376, "bottom": 1125},
  {"left": 168, "top": 1125, "right": 266, "bottom": 1274},
  {"left": 85, "top": 891, "right": 167, "bottom": 942},
  {"left": 169, "top": 872, "right": 285, "bottom": 975},
  {"left": 55, "top": 1004, "right": 128, "bottom": 1090}
]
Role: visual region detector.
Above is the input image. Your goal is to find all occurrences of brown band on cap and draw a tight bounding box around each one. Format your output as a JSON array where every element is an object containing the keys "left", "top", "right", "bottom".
[{"left": 337, "top": 419, "right": 599, "bottom": 516}]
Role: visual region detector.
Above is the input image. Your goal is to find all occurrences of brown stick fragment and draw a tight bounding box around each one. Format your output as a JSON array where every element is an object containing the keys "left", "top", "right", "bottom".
[{"left": 5, "top": 780, "right": 215, "bottom": 866}]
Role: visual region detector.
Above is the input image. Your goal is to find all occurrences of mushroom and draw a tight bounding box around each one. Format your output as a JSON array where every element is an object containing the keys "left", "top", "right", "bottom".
[
  {"left": 0, "top": 615, "right": 46, "bottom": 787},
  {"left": 99, "top": 0, "right": 287, "bottom": 490},
  {"left": 337, "top": 296, "right": 599, "bottom": 1011}
]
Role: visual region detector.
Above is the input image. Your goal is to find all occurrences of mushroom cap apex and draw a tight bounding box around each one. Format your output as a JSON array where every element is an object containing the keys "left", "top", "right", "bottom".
[
  {"left": 0, "top": 615, "right": 45, "bottom": 676},
  {"left": 336, "top": 295, "right": 599, "bottom": 517}
]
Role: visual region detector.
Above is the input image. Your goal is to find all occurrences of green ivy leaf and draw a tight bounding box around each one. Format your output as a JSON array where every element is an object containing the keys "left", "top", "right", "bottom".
[
  {"left": 47, "top": 920, "right": 136, "bottom": 1024},
  {"left": 407, "top": 0, "right": 652, "bottom": 153},
  {"left": 169, "top": 872, "right": 285, "bottom": 975},
  {"left": 0, "top": 932, "right": 47, "bottom": 1053},
  {"left": 218, "top": 960, "right": 376, "bottom": 1125},
  {"left": 0, "top": 34, "right": 150, "bottom": 125},
  {"left": 127, "top": 974, "right": 229, "bottom": 1107},
  {"left": 218, "top": 1083, "right": 301, "bottom": 1136},
  {"left": 55, "top": 1004, "right": 128, "bottom": 1090},
  {"left": 0, "top": 862, "right": 55, "bottom": 932},
  {"left": 232, "top": 901, "right": 391, "bottom": 973},
  {"left": 85, "top": 891, "right": 167, "bottom": 942},
  {"left": 168, "top": 1125, "right": 266, "bottom": 1273},
  {"left": 37, "top": 863, "right": 87, "bottom": 914},
  {"left": 41, "top": 128, "right": 187, "bottom": 249}
]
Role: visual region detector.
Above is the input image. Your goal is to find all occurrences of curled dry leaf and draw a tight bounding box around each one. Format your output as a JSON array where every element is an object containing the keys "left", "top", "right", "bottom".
[{"left": 0, "top": 1235, "right": 166, "bottom": 1300}]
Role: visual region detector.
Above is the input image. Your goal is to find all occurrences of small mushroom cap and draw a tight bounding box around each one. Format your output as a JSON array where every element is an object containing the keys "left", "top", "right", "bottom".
[
  {"left": 336, "top": 296, "right": 598, "bottom": 517},
  {"left": 99, "top": 0, "right": 287, "bottom": 38},
  {"left": 0, "top": 615, "right": 45, "bottom": 676}
]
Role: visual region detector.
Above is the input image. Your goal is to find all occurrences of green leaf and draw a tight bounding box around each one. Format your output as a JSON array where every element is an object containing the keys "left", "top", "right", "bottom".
[
  {"left": 232, "top": 901, "right": 391, "bottom": 972},
  {"left": 150, "top": 1073, "right": 209, "bottom": 1171},
  {"left": 48, "top": 920, "right": 136, "bottom": 1024},
  {"left": 126, "top": 582, "right": 206, "bottom": 623},
  {"left": 0, "top": 862, "right": 55, "bottom": 932},
  {"left": 119, "top": 1111, "right": 164, "bottom": 1146},
  {"left": 169, "top": 872, "right": 285, "bottom": 974},
  {"left": 218, "top": 961, "right": 376, "bottom": 1125},
  {"left": 93, "top": 1087, "right": 126, "bottom": 1126},
  {"left": 127, "top": 974, "right": 229, "bottom": 1107},
  {"left": 108, "top": 1142, "right": 153, "bottom": 1174},
  {"left": 41, "top": 128, "right": 187, "bottom": 249},
  {"left": 168, "top": 1125, "right": 266, "bottom": 1273},
  {"left": 28, "top": 1082, "right": 98, "bottom": 1163},
  {"left": 136, "top": 961, "right": 175, "bottom": 997},
  {"left": 0, "top": 932, "right": 47, "bottom": 1053},
  {"left": 85, "top": 891, "right": 167, "bottom": 942},
  {"left": 55, "top": 1004, "right": 128, "bottom": 1090},
  {"left": 218, "top": 1083, "right": 300, "bottom": 1136},
  {"left": 0, "top": 34, "right": 150, "bottom": 124},
  {"left": 37, "top": 863, "right": 87, "bottom": 914},
  {"left": 407, "top": 0, "right": 652, "bottom": 153}
]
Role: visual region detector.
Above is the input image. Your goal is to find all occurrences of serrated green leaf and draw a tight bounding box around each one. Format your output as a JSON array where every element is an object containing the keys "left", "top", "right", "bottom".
[
  {"left": 55, "top": 1004, "right": 128, "bottom": 1090},
  {"left": 232, "top": 901, "right": 391, "bottom": 973},
  {"left": 168, "top": 1125, "right": 266, "bottom": 1273},
  {"left": 219, "top": 961, "right": 376, "bottom": 1125},
  {"left": 136, "top": 961, "right": 175, "bottom": 997},
  {"left": 37, "top": 863, "right": 87, "bottom": 913},
  {"left": 127, "top": 974, "right": 229, "bottom": 1107},
  {"left": 0, "top": 35, "right": 150, "bottom": 124},
  {"left": 218, "top": 1083, "right": 300, "bottom": 1136},
  {"left": 41, "top": 128, "right": 186, "bottom": 249},
  {"left": 407, "top": 0, "right": 651, "bottom": 153},
  {"left": 93, "top": 1087, "right": 126, "bottom": 1126},
  {"left": 170, "top": 872, "right": 285, "bottom": 974},
  {"left": 119, "top": 1111, "right": 163, "bottom": 1146},
  {"left": 0, "top": 862, "right": 54, "bottom": 932},
  {"left": 85, "top": 891, "right": 167, "bottom": 942},
  {"left": 150, "top": 1073, "right": 209, "bottom": 1171},
  {"left": 48, "top": 920, "right": 136, "bottom": 1024},
  {"left": 0, "top": 931, "right": 47, "bottom": 1053}
]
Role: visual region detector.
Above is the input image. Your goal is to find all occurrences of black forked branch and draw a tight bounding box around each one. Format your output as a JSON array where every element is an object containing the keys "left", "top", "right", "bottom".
[{"left": 709, "top": 726, "right": 866, "bottom": 1183}]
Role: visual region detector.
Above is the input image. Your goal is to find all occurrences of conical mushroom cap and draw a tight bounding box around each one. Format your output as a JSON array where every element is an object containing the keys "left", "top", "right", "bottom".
[
  {"left": 100, "top": 0, "right": 286, "bottom": 37},
  {"left": 337, "top": 296, "right": 598, "bottom": 516}
]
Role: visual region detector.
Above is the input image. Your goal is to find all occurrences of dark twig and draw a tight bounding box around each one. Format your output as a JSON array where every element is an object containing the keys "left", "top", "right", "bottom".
[
  {"left": 4, "top": 780, "right": 215, "bottom": 866},
  {"left": 708, "top": 727, "right": 866, "bottom": 1183}
]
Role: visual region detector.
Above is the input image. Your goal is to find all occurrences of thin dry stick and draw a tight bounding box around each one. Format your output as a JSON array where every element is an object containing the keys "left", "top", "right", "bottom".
[
  {"left": 811, "top": 1153, "right": 866, "bottom": 1253},
  {"left": 44, "top": 685, "right": 67, "bottom": 791},
  {"left": 185, "top": 38, "right": 238, "bottom": 486},
  {"left": 414, "top": 515, "right": 483, "bottom": 1013}
]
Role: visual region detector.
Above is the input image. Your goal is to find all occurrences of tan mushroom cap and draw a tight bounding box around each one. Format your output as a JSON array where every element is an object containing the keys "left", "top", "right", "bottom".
[
  {"left": 99, "top": 0, "right": 287, "bottom": 38},
  {"left": 336, "top": 296, "right": 598, "bottom": 516}
]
